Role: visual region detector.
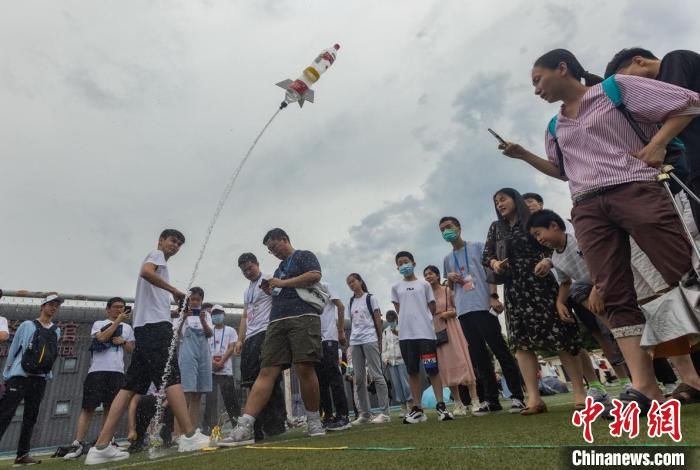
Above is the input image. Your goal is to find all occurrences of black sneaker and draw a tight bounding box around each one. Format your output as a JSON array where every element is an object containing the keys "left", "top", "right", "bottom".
[
  {"left": 489, "top": 401, "right": 503, "bottom": 412},
  {"left": 127, "top": 440, "right": 146, "bottom": 454},
  {"left": 326, "top": 416, "right": 352, "bottom": 432},
  {"left": 472, "top": 402, "right": 499, "bottom": 417},
  {"left": 403, "top": 406, "right": 428, "bottom": 424},
  {"left": 321, "top": 417, "right": 334, "bottom": 428},
  {"left": 436, "top": 401, "right": 454, "bottom": 421},
  {"left": 63, "top": 441, "right": 85, "bottom": 460},
  {"left": 509, "top": 398, "right": 526, "bottom": 414}
]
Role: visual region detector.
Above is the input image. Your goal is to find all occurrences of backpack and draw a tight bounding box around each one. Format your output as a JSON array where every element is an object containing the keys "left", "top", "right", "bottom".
[
  {"left": 349, "top": 294, "right": 375, "bottom": 318},
  {"left": 20, "top": 320, "right": 59, "bottom": 374},
  {"left": 89, "top": 323, "right": 123, "bottom": 353},
  {"left": 548, "top": 75, "right": 688, "bottom": 191}
]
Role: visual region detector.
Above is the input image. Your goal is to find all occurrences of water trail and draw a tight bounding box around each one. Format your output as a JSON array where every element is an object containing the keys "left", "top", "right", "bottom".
[{"left": 148, "top": 108, "right": 283, "bottom": 457}]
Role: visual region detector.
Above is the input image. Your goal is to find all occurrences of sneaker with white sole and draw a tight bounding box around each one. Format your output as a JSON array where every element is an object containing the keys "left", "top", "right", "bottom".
[
  {"left": 178, "top": 429, "right": 211, "bottom": 453},
  {"left": 63, "top": 440, "right": 86, "bottom": 460},
  {"left": 436, "top": 401, "right": 454, "bottom": 421},
  {"left": 472, "top": 402, "right": 496, "bottom": 417},
  {"left": 307, "top": 418, "right": 326, "bottom": 437},
  {"left": 351, "top": 415, "right": 371, "bottom": 425},
  {"left": 452, "top": 402, "right": 468, "bottom": 416},
  {"left": 217, "top": 420, "right": 255, "bottom": 447},
  {"left": 85, "top": 445, "right": 130, "bottom": 466},
  {"left": 403, "top": 406, "right": 428, "bottom": 424},
  {"left": 509, "top": 398, "right": 526, "bottom": 414},
  {"left": 326, "top": 416, "right": 352, "bottom": 432},
  {"left": 370, "top": 413, "right": 391, "bottom": 424}
]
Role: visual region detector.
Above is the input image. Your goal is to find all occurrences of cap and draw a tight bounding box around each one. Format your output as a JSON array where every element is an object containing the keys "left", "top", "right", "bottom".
[
  {"left": 211, "top": 304, "right": 225, "bottom": 313},
  {"left": 41, "top": 293, "right": 65, "bottom": 306}
]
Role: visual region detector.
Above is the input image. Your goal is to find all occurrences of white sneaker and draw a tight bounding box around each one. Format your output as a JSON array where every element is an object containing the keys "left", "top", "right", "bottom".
[
  {"left": 509, "top": 398, "right": 526, "bottom": 414},
  {"left": 402, "top": 407, "right": 428, "bottom": 424},
  {"left": 351, "top": 415, "right": 371, "bottom": 425},
  {"left": 370, "top": 413, "right": 391, "bottom": 424},
  {"left": 663, "top": 383, "right": 677, "bottom": 397},
  {"left": 217, "top": 419, "right": 255, "bottom": 447},
  {"left": 452, "top": 402, "right": 468, "bottom": 416},
  {"left": 178, "top": 429, "right": 211, "bottom": 453},
  {"left": 85, "top": 445, "right": 129, "bottom": 466},
  {"left": 307, "top": 418, "right": 326, "bottom": 437}
]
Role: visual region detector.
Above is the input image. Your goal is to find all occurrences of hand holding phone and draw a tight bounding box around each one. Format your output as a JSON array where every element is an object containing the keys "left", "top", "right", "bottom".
[{"left": 488, "top": 128, "right": 507, "bottom": 145}]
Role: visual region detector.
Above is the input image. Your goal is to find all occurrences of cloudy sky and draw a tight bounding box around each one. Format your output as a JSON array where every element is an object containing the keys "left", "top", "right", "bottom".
[{"left": 1, "top": 0, "right": 698, "bottom": 311}]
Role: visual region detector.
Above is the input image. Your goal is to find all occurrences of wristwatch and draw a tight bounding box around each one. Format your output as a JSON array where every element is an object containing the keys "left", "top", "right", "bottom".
[{"left": 490, "top": 293, "right": 499, "bottom": 300}]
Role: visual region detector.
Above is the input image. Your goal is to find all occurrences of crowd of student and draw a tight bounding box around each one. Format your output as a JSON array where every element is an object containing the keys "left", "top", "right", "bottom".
[{"left": 1, "top": 45, "right": 700, "bottom": 466}]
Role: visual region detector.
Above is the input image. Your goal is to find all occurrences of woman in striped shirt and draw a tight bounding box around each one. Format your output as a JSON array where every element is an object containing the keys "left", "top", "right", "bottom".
[{"left": 498, "top": 48, "right": 700, "bottom": 409}]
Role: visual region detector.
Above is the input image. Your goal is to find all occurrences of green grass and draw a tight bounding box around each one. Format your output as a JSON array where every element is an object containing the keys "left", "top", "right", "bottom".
[{"left": 3, "top": 389, "right": 700, "bottom": 470}]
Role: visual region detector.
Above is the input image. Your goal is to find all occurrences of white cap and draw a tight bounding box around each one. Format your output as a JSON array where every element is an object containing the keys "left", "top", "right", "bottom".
[
  {"left": 41, "top": 293, "right": 64, "bottom": 306},
  {"left": 211, "top": 304, "right": 225, "bottom": 313}
]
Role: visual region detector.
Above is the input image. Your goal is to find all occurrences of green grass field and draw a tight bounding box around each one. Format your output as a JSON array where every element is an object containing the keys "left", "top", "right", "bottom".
[{"left": 3, "top": 389, "right": 699, "bottom": 470}]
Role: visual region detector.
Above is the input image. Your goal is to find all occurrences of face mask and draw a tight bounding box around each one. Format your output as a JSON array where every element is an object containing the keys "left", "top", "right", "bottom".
[
  {"left": 399, "top": 263, "right": 414, "bottom": 277},
  {"left": 212, "top": 314, "right": 225, "bottom": 325},
  {"left": 442, "top": 228, "right": 459, "bottom": 242},
  {"left": 387, "top": 321, "right": 397, "bottom": 329}
]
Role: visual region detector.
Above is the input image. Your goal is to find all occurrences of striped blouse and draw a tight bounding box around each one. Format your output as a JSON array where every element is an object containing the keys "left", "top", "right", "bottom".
[{"left": 544, "top": 75, "right": 700, "bottom": 200}]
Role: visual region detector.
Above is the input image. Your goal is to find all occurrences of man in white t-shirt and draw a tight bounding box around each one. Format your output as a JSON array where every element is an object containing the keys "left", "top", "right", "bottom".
[
  {"left": 232, "top": 252, "right": 286, "bottom": 441},
  {"left": 86, "top": 230, "right": 210, "bottom": 466},
  {"left": 392, "top": 251, "right": 453, "bottom": 424},
  {"left": 64, "top": 297, "right": 135, "bottom": 460},
  {"left": 203, "top": 305, "right": 240, "bottom": 433},
  {"left": 314, "top": 282, "right": 350, "bottom": 431}
]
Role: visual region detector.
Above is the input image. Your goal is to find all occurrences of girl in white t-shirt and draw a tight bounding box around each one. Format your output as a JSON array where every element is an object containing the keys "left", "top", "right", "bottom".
[
  {"left": 175, "top": 287, "right": 214, "bottom": 431},
  {"left": 346, "top": 273, "right": 390, "bottom": 424}
]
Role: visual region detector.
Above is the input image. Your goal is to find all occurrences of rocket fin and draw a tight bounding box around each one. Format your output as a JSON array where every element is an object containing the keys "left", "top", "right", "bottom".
[
  {"left": 304, "top": 89, "right": 315, "bottom": 103},
  {"left": 275, "top": 79, "right": 293, "bottom": 89}
]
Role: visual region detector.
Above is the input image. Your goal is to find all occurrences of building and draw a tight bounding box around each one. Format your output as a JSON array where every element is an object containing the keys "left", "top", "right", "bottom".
[{"left": 0, "top": 292, "right": 243, "bottom": 453}]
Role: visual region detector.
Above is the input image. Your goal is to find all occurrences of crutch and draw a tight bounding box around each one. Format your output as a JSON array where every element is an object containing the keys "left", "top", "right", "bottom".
[{"left": 657, "top": 164, "right": 700, "bottom": 278}]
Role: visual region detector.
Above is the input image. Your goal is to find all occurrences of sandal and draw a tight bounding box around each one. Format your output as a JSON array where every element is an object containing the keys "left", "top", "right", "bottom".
[
  {"left": 602, "top": 388, "right": 653, "bottom": 419},
  {"left": 670, "top": 382, "right": 700, "bottom": 404},
  {"left": 520, "top": 402, "right": 548, "bottom": 415}
]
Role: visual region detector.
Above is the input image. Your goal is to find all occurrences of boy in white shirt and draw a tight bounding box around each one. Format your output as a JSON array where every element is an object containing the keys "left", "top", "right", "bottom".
[
  {"left": 64, "top": 297, "right": 135, "bottom": 460},
  {"left": 391, "top": 251, "right": 454, "bottom": 424},
  {"left": 86, "top": 229, "right": 210, "bottom": 465}
]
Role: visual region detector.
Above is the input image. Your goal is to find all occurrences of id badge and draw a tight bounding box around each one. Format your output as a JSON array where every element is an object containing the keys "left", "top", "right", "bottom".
[
  {"left": 462, "top": 274, "right": 475, "bottom": 291},
  {"left": 271, "top": 287, "right": 282, "bottom": 296}
]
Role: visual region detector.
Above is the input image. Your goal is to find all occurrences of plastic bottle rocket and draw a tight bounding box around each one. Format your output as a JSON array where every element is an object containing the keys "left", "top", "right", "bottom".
[{"left": 276, "top": 44, "right": 340, "bottom": 109}]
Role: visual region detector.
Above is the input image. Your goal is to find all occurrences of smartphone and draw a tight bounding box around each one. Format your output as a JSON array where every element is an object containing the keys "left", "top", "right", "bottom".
[
  {"left": 124, "top": 306, "right": 132, "bottom": 315},
  {"left": 488, "top": 128, "right": 507, "bottom": 145}
]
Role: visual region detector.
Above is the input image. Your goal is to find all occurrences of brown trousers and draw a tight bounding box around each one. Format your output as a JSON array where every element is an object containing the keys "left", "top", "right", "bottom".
[{"left": 571, "top": 182, "right": 692, "bottom": 335}]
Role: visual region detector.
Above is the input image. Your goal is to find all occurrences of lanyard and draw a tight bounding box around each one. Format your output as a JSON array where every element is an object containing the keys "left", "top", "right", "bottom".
[
  {"left": 215, "top": 328, "right": 226, "bottom": 353},
  {"left": 247, "top": 276, "right": 263, "bottom": 306},
  {"left": 452, "top": 243, "right": 470, "bottom": 274},
  {"left": 280, "top": 251, "right": 296, "bottom": 278}
]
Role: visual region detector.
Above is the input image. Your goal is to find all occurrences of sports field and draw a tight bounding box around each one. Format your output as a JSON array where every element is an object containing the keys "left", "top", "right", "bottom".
[{"left": 2, "top": 388, "right": 698, "bottom": 470}]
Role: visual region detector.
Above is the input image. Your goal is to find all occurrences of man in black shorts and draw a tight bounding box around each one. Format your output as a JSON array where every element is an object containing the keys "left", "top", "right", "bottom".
[
  {"left": 85, "top": 230, "right": 210, "bottom": 465},
  {"left": 64, "top": 297, "right": 135, "bottom": 460}
]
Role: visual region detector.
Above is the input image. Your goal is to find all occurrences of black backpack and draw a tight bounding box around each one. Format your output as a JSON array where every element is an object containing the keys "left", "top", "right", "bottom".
[
  {"left": 89, "top": 323, "right": 123, "bottom": 353},
  {"left": 20, "top": 320, "right": 59, "bottom": 374},
  {"left": 349, "top": 294, "right": 375, "bottom": 318}
]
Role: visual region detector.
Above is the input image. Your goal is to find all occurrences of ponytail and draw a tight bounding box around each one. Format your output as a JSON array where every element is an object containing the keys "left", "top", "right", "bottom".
[{"left": 534, "top": 49, "right": 602, "bottom": 86}]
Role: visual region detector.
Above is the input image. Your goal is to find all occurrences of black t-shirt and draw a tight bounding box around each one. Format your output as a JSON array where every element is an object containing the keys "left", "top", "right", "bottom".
[
  {"left": 270, "top": 249, "right": 322, "bottom": 321},
  {"left": 657, "top": 50, "right": 700, "bottom": 175}
]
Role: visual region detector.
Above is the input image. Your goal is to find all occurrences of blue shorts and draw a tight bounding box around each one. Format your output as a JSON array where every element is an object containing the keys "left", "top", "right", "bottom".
[{"left": 178, "top": 328, "right": 213, "bottom": 393}]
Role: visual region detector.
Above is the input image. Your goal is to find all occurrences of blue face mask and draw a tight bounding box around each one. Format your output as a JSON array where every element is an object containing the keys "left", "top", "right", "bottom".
[
  {"left": 399, "top": 263, "right": 414, "bottom": 277},
  {"left": 212, "top": 314, "right": 225, "bottom": 325},
  {"left": 442, "top": 228, "right": 459, "bottom": 242},
  {"left": 387, "top": 321, "right": 397, "bottom": 329}
]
